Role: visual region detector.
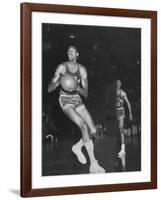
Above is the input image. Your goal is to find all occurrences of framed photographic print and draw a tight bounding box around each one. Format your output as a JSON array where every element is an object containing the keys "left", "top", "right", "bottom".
[{"left": 21, "top": 3, "right": 157, "bottom": 197}]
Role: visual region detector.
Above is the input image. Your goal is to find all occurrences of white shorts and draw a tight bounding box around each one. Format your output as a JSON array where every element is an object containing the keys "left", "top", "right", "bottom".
[{"left": 59, "top": 94, "right": 85, "bottom": 112}]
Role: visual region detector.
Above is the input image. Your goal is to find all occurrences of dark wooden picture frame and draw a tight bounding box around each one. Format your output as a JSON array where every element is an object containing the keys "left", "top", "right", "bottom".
[{"left": 21, "top": 3, "right": 157, "bottom": 197}]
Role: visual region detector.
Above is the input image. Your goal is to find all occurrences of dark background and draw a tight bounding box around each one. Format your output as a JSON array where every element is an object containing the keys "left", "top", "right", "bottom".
[
  {"left": 42, "top": 23, "right": 141, "bottom": 141},
  {"left": 42, "top": 23, "right": 141, "bottom": 176}
]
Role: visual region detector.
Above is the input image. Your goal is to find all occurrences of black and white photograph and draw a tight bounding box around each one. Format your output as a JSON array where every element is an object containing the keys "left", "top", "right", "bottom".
[
  {"left": 20, "top": 3, "right": 157, "bottom": 197},
  {"left": 42, "top": 23, "right": 141, "bottom": 176}
]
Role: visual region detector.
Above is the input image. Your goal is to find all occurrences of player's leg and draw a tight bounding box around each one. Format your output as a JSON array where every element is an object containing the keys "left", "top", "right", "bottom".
[
  {"left": 63, "top": 107, "right": 90, "bottom": 164},
  {"left": 77, "top": 106, "right": 97, "bottom": 138},
  {"left": 77, "top": 106, "right": 105, "bottom": 173},
  {"left": 118, "top": 116, "right": 126, "bottom": 157}
]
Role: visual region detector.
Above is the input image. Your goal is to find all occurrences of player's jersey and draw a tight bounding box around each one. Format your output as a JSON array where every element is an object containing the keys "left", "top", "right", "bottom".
[
  {"left": 60, "top": 62, "right": 81, "bottom": 95},
  {"left": 116, "top": 90, "right": 124, "bottom": 110},
  {"left": 116, "top": 90, "right": 125, "bottom": 118}
]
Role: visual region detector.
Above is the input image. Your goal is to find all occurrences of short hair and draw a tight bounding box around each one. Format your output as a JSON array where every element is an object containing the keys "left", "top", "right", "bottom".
[
  {"left": 117, "top": 80, "right": 121, "bottom": 84},
  {"left": 67, "top": 45, "right": 78, "bottom": 53}
]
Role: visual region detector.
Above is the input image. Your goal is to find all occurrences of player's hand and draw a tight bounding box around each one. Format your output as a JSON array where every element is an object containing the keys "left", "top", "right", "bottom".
[
  {"left": 68, "top": 88, "right": 75, "bottom": 92},
  {"left": 48, "top": 83, "right": 56, "bottom": 93},
  {"left": 48, "top": 81, "right": 60, "bottom": 93},
  {"left": 68, "top": 83, "right": 78, "bottom": 92},
  {"left": 129, "top": 114, "right": 133, "bottom": 121},
  {"left": 75, "top": 84, "right": 81, "bottom": 92}
]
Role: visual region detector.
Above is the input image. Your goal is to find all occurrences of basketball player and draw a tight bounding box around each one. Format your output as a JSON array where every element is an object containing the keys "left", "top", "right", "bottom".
[
  {"left": 48, "top": 46, "right": 105, "bottom": 173},
  {"left": 116, "top": 80, "right": 133, "bottom": 158}
]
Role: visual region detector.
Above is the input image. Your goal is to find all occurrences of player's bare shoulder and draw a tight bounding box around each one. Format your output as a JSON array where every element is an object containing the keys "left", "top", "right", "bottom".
[
  {"left": 79, "top": 64, "right": 87, "bottom": 78},
  {"left": 121, "top": 89, "right": 126, "bottom": 97},
  {"left": 55, "top": 63, "right": 66, "bottom": 76}
]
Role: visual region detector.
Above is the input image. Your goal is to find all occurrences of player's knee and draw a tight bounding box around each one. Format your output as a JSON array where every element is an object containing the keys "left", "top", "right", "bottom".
[{"left": 120, "top": 128, "right": 125, "bottom": 134}]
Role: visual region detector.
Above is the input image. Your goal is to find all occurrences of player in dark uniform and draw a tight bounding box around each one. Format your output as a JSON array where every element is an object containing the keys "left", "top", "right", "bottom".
[
  {"left": 116, "top": 80, "right": 133, "bottom": 158},
  {"left": 48, "top": 46, "right": 105, "bottom": 173}
]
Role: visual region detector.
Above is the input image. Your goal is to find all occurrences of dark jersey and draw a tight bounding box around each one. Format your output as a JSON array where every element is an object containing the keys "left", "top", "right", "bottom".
[{"left": 116, "top": 91, "right": 124, "bottom": 110}]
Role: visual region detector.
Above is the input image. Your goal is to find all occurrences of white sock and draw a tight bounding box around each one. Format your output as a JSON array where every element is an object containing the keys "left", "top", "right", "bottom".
[
  {"left": 84, "top": 140, "right": 96, "bottom": 163},
  {"left": 121, "top": 144, "right": 125, "bottom": 151}
]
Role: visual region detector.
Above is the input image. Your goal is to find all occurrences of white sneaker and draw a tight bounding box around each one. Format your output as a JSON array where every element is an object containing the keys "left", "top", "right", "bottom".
[
  {"left": 72, "top": 145, "right": 87, "bottom": 164},
  {"left": 118, "top": 149, "right": 126, "bottom": 158},
  {"left": 89, "top": 160, "right": 105, "bottom": 173}
]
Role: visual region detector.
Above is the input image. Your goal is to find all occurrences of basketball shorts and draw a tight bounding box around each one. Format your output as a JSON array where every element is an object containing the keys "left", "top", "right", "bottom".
[
  {"left": 117, "top": 108, "right": 125, "bottom": 118},
  {"left": 59, "top": 94, "right": 85, "bottom": 112}
]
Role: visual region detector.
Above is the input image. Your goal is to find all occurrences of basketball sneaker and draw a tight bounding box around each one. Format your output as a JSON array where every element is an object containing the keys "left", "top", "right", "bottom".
[
  {"left": 72, "top": 145, "right": 87, "bottom": 164},
  {"left": 89, "top": 160, "right": 105, "bottom": 173}
]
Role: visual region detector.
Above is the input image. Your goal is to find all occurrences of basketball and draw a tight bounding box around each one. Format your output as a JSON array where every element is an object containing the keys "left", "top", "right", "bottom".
[{"left": 60, "top": 74, "right": 77, "bottom": 92}]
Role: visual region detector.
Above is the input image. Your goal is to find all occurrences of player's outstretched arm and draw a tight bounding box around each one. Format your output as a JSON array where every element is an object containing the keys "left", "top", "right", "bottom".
[
  {"left": 76, "top": 66, "right": 88, "bottom": 98},
  {"left": 48, "top": 64, "right": 64, "bottom": 93}
]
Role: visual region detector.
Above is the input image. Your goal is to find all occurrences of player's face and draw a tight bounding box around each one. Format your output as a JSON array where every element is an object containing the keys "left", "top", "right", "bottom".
[
  {"left": 67, "top": 47, "right": 78, "bottom": 61},
  {"left": 117, "top": 80, "right": 121, "bottom": 89}
]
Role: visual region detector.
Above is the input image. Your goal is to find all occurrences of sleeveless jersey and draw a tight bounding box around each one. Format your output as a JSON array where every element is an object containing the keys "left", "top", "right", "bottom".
[
  {"left": 116, "top": 90, "right": 124, "bottom": 110},
  {"left": 60, "top": 62, "right": 81, "bottom": 95}
]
